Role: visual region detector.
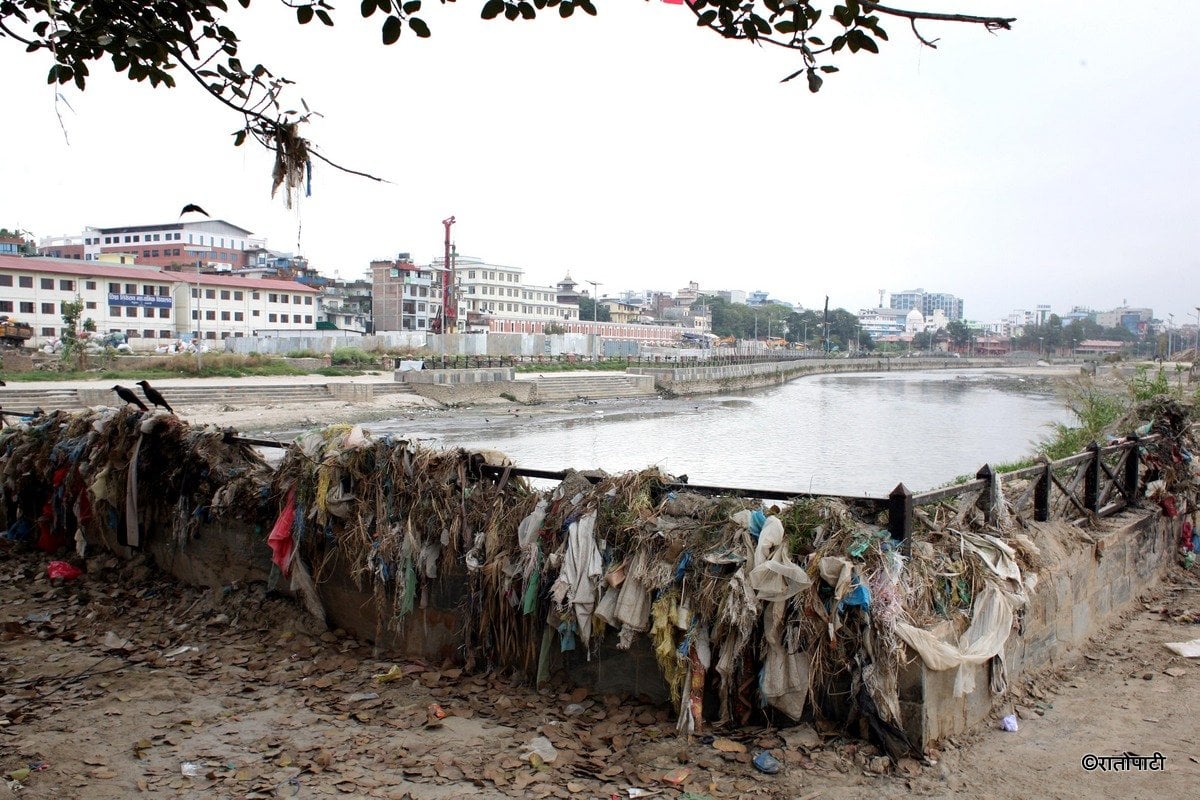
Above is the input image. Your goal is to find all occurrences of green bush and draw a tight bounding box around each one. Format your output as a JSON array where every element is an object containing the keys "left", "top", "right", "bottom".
[{"left": 330, "top": 347, "right": 377, "bottom": 366}]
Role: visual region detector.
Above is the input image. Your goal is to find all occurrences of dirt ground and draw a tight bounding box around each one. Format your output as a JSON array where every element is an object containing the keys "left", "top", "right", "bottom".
[{"left": 2, "top": 544, "right": 1199, "bottom": 800}]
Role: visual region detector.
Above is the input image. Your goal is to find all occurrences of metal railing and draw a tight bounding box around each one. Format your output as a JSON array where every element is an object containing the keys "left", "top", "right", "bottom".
[{"left": 1, "top": 410, "right": 1167, "bottom": 545}]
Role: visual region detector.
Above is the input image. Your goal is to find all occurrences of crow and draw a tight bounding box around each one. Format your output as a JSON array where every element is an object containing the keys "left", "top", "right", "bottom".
[
  {"left": 113, "top": 384, "right": 148, "bottom": 411},
  {"left": 0, "top": 379, "right": 5, "bottom": 386},
  {"left": 179, "top": 203, "right": 209, "bottom": 217},
  {"left": 135, "top": 380, "right": 174, "bottom": 413}
]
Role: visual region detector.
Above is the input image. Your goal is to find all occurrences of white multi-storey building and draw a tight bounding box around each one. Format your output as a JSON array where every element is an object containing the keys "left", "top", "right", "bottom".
[
  {"left": 39, "top": 220, "right": 266, "bottom": 270},
  {"left": 433, "top": 255, "right": 579, "bottom": 331},
  {"left": 0, "top": 255, "right": 318, "bottom": 348}
]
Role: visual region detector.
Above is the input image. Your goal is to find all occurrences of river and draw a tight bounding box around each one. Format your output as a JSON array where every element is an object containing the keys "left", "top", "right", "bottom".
[{"left": 368, "top": 368, "right": 1078, "bottom": 497}]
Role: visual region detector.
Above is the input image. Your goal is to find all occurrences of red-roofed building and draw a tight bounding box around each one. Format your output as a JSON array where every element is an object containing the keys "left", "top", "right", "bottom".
[
  {"left": 38, "top": 219, "right": 265, "bottom": 270},
  {"left": 0, "top": 255, "right": 318, "bottom": 349}
]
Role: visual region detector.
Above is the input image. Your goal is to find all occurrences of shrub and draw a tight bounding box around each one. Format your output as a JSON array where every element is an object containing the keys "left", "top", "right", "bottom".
[{"left": 330, "top": 347, "right": 377, "bottom": 366}]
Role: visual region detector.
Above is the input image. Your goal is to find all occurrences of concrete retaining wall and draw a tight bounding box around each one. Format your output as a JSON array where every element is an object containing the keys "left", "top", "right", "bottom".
[
  {"left": 633, "top": 357, "right": 1029, "bottom": 395},
  {"left": 408, "top": 380, "right": 536, "bottom": 406},
  {"left": 398, "top": 367, "right": 516, "bottom": 385},
  {"left": 226, "top": 332, "right": 428, "bottom": 355},
  {"left": 901, "top": 511, "right": 1175, "bottom": 748}
]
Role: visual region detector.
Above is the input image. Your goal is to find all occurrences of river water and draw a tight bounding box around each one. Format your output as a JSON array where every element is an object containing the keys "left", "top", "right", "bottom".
[{"left": 369, "top": 368, "right": 1077, "bottom": 497}]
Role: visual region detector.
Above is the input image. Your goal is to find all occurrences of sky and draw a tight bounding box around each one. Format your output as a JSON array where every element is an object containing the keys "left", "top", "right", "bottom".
[{"left": 1, "top": 2, "right": 1197, "bottom": 325}]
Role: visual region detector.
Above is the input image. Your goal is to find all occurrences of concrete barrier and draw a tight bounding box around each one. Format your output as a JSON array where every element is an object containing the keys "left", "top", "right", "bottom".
[
  {"left": 899, "top": 511, "right": 1175, "bottom": 748},
  {"left": 397, "top": 367, "right": 516, "bottom": 385},
  {"left": 328, "top": 383, "right": 375, "bottom": 402}
]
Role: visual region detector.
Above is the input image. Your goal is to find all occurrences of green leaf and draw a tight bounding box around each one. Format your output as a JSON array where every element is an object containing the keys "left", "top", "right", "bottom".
[
  {"left": 774, "top": 20, "right": 796, "bottom": 34},
  {"left": 481, "top": 0, "right": 504, "bottom": 19},
  {"left": 361, "top": 0, "right": 377, "bottom": 16},
  {"left": 518, "top": 1, "right": 536, "bottom": 19},
  {"left": 382, "top": 14, "right": 402, "bottom": 44},
  {"left": 698, "top": 9, "right": 717, "bottom": 26},
  {"left": 806, "top": 70, "right": 823, "bottom": 93},
  {"left": 233, "top": 130, "right": 247, "bottom": 147},
  {"left": 315, "top": 8, "right": 333, "bottom": 25},
  {"left": 560, "top": 1, "right": 574, "bottom": 18},
  {"left": 403, "top": 0, "right": 422, "bottom": 12},
  {"left": 297, "top": 5, "right": 314, "bottom": 24},
  {"left": 858, "top": 31, "right": 878, "bottom": 53},
  {"left": 819, "top": 65, "right": 839, "bottom": 73},
  {"left": 408, "top": 17, "right": 430, "bottom": 37},
  {"left": 578, "top": 0, "right": 597, "bottom": 15},
  {"left": 504, "top": 2, "right": 520, "bottom": 19}
]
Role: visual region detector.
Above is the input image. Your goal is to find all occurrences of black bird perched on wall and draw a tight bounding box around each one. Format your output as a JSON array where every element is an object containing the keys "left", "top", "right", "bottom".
[
  {"left": 135, "top": 380, "right": 174, "bottom": 413},
  {"left": 113, "top": 384, "right": 148, "bottom": 411},
  {"left": 0, "top": 379, "right": 6, "bottom": 386},
  {"left": 179, "top": 203, "right": 209, "bottom": 217}
]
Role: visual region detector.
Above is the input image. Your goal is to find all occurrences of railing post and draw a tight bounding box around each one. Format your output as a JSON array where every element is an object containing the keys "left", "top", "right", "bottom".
[
  {"left": 975, "top": 464, "right": 994, "bottom": 525},
  {"left": 1085, "top": 441, "right": 1102, "bottom": 512},
  {"left": 1035, "top": 460, "right": 1051, "bottom": 522},
  {"left": 1123, "top": 434, "right": 1140, "bottom": 507},
  {"left": 888, "top": 482, "right": 912, "bottom": 554}
]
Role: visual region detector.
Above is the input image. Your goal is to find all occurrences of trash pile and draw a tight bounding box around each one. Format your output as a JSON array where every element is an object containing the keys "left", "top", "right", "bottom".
[
  {"left": 259, "top": 427, "right": 1052, "bottom": 758},
  {"left": 3, "top": 400, "right": 1197, "bottom": 759},
  {"left": 1111, "top": 396, "right": 1199, "bottom": 563},
  {"left": 0, "top": 407, "right": 272, "bottom": 556}
]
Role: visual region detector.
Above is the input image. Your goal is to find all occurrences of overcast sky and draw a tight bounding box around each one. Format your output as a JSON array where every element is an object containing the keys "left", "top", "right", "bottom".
[{"left": 1, "top": 2, "right": 1197, "bottom": 325}]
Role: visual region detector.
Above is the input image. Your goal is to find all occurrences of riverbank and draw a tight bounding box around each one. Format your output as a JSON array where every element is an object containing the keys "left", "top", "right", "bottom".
[{"left": 0, "top": 363, "right": 1090, "bottom": 438}]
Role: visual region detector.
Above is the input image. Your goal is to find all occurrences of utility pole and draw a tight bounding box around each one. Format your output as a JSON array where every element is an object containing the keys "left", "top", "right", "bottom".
[
  {"left": 441, "top": 216, "right": 455, "bottom": 334},
  {"left": 821, "top": 296, "right": 829, "bottom": 354}
]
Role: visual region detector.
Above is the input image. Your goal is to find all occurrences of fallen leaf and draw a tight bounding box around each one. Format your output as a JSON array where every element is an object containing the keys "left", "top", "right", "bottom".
[
  {"left": 662, "top": 767, "right": 691, "bottom": 785},
  {"left": 712, "top": 738, "right": 746, "bottom": 753}
]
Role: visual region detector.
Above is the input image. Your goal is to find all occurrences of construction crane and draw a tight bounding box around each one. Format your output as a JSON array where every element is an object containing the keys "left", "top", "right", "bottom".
[{"left": 440, "top": 216, "right": 456, "bottom": 333}]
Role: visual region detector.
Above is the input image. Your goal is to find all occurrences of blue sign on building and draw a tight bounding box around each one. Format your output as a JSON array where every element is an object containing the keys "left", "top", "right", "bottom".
[{"left": 108, "top": 293, "right": 173, "bottom": 309}]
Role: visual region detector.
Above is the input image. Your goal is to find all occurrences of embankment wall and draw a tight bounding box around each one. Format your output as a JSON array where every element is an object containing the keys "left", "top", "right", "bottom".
[
  {"left": 899, "top": 511, "right": 1175, "bottom": 747},
  {"left": 83, "top": 504, "right": 1174, "bottom": 751},
  {"left": 632, "top": 357, "right": 1040, "bottom": 395}
]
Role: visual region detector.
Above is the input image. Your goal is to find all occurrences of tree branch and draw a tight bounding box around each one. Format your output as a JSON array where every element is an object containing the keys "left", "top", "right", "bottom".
[
  {"left": 909, "top": 18, "right": 939, "bottom": 48},
  {"left": 864, "top": 3, "right": 1015, "bottom": 31}
]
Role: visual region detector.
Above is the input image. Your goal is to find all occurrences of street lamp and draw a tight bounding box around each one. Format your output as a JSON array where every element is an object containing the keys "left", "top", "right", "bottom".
[{"left": 584, "top": 280, "right": 601, "bottom": 324}]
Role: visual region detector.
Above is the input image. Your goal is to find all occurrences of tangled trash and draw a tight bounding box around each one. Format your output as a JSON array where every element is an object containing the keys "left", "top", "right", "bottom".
[{"left": 2, "top": 397, "right": 1197, "bottom": 759}]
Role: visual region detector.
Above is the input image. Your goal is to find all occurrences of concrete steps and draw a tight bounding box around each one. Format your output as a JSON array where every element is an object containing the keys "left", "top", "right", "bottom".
[{"left": 529, "top": 373, "right": 656, "bottom": 401}]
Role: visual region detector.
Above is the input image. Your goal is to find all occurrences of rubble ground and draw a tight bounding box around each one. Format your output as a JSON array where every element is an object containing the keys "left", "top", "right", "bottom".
[{"left": 2, "top": 547, "right": 1198, "bottom": 799}]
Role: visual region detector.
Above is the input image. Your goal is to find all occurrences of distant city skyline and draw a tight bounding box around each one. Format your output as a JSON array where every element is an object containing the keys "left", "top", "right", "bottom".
[{"left": 1, "top": 3, "right": 1196, "bottom": 326}]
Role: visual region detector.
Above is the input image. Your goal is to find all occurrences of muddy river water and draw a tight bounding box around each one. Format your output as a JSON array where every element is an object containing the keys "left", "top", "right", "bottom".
[{"left": 368, "top": 368, "right": 1078, "bottom": 496}]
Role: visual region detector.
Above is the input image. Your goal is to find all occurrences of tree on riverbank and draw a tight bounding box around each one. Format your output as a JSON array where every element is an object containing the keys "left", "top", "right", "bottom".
[{"left": 0, "top": 1, "right": 1016, "bottom": 198}]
